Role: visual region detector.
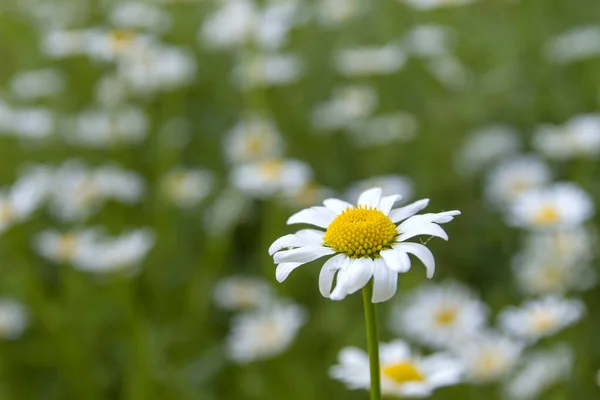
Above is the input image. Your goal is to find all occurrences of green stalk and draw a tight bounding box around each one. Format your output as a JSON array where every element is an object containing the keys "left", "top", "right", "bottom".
[{"left": 362, "top": 280, "right": 382, "bottom": 400}]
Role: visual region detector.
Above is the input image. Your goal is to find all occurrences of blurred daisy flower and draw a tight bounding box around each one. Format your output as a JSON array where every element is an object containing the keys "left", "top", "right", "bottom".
[
  {"left": 224, "top": 115, "right": 284, "bottom": 165},
  {"left": 214, "top": 276, "right": 275, "bottom": 311},
  {"left": 401, "top": 0, "right": 478, "bottom": 11},
  {"left": 10, "top": 68, "right": 65, "bottom": 100},
  {"left": 504, "top": 344, "right": 573, "bottom": 400},
  {"left": 316, "top": 0, "right": 367, "bottom": 26},
  {"left": 455, "top": 125, "right": 521, "bottom": 176},
  {"left": 346, "top": 175, "right": 413, "bottom": 205},
  {"left": 533, "top": 114, "right": 600, "bottom": 160},
  {"left": 0, "top": 299, "right": 29, "bottom": 340},
  {"left": 232, "top": 52, "right": 303, "bottom": 90},
  {"left": 109, "top": 1, "right": 172, "bottom": 33},
  {"left": 230, "top": 158, "right": 313, "bottom": 200},
  {"left": 269, "top": 187, "right": 460, "bottom": 303},
  {"left": 452, "top": 330, "right": 523, "bottom": 383},
  {"left": 390, "top": 282, "right": 488, "bottom": 349},
  {"left": 334, "top": 44, "right": 406, "bottom": 77},
  {"left": 509, "top": 182, "right": 594, "bottom": 230},
  {"left": 227, "top": 301, "right": 307, "bottom": 364},
  {"left": 347, "top": 113, "right": 419, "bottom": 148},
  {"left": 484, "top": 155, "right": 551, "bottom": 210},
  {"left": 330, "top": 340, "right": 463, "bottom": 397},
  {"left": 311, "top": 84, "right": 378, "bottom": 132},
  {"left": 544, "top": 26, "right": 600, "bottom": 64},
  {"left": 499, "top": 296, "right": 585, "bottom": 343},
  {"left": 161, "top": 168, "right": 214, "bottom": 208}
]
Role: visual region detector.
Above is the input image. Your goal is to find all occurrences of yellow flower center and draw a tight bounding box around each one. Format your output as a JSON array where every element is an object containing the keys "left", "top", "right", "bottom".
[
  {"left": 109, "top": 30, "right": 135, "bottom": 52},
  {"left": 324, "top": 206, "right": 397, "bottom": 258},
  {"left": 382, "top": 362, "right": 425, "bottom": 384},
  {"left": 533, "top": 205, "right": 560, "bottom": 226},
  {"left": 532, "top": 310, "right": 557, "bottom": 333},
  {"left": 0, "top": 202, "right": 14, "bottom": 224},
  {"left": 57, "top": 234, "right": 79, "bottom": 262},
  {"left": 259, "top": 160, "right": 284, "bottom": 179},
  {"left": 434, "top": 307, "right": 458, "bottom": 326}
]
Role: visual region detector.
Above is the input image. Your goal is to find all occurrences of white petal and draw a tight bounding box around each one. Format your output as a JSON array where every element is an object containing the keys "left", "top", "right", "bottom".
[
  {"left": 323, "top": 198, "right": 353, "bottom": 214},
  {"left": 380, "top": 248, "right": 411, "bottom": 273},
  {"left": 389, "top": 199, "right": 430, "bottom": 223},
  {"left": 395, "top": 242, "right": 435, "bottom": 278},
  {"left": 294, "top": 229, "right": 325, "bottom": 243},
  {"left": 397, "top": 223, "right": 449, "bottom": 241},
  {"left": 269, "top": 230, "right": 325, "bottom": 255},
  {"left": 378, "top": 194, "right": 402, "bottom": 215},
  {"left": 357, "top": 187, "right": 382, "bottom": 208},
  {"left": 329, "top": 257, "right": 352, "bottom": 301},
  {"left": 287, "top": 207, "right": 337, "bottom": 228},
  {"left": 275, "top": 262, "right": 302, "bottom": 282},
  {"left": 371, "top": 258, "right": 397, "bottom": 303},
  {"left": 273, "top": 245, "right": 334, "bottom": 264},
  {"left": 319, "top": 254, "right": 346, "bottom": 298},
  {"left": 344, "top": 257, "right": 375, "bottom": 295}
]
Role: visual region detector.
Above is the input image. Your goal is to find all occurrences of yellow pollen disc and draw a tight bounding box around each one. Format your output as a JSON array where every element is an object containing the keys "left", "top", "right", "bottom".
[
  {"left": 533, "top": 205, "right": 560, "bottom": 226},
  {"left": 259, "top": 160, "right": 284, "bottom": 179},
  {"left": 57, "top": 234, "right": 79, "bottom": 262},
  {"left": 382, "top": 362, "right": 425, "bottom": 384},
  {"left": 0, "top": 203, "right": 14, "bottom": 223},
  {"left": 433, "top": 307, "right": 458, "bottom": 326},
  {"left": 532, "top": 311, "right": 557, "bottom": 332},
  {"left": 324, "top": 206, "right": 397, "bottom": 258}
]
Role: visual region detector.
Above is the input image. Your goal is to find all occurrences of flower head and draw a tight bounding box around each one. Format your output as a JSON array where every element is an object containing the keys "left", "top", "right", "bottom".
[
  {"left": 269, "top": 187, "right": 460, "bottom": 303},
  {"left": 330, "top": 340, "right": 463, "bottom": 397}
]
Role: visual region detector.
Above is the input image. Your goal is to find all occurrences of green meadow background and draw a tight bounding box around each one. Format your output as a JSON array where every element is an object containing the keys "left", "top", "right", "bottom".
[{"left": 1, "top": 0, "right": 599, "bottom": 399}]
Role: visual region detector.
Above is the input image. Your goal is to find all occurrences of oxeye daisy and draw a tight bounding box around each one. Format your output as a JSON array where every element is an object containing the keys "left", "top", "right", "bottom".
[{"left": 269, "top": 187, "right": 460, "bottom": 303}]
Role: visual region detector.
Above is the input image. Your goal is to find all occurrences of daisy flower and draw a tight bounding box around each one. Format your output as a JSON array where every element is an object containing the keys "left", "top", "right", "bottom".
[
  {"left": 0, "top": 299, "right": 29, "bottom": 340},
  {"left": 213, "top": 276, "right": 275, "bottom": 311},
  {"left": 269, "top": 187, "right": 460, "bottom": 303},
  {"left": 498, "top": 296, "right": 585, "bottom": 343},
  {"left": 389, "top": 281, "right": 488, "bottom": 348},
  {"left": 227, "top": 301, "right": 307, "bottom": 364},
  {"left": 504, "top": 344, "right": 573, "bottom": 400},
  {"left": 346, "top": 175, "right": 413, "bottom": 205},
  {"left": 330, "top": 340, "right": 463, "bottom": 397},
  {"left": 452, "top": 330, "right": 523, "bottom": 383},
  {"left": 509, "top": 182, "right": 594, "bottom": 230},
  {"left": 533, "top": 114, "right": 600, "bottom": 160}
]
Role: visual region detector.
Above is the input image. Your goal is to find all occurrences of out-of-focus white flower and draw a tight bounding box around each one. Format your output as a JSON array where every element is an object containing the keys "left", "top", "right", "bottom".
[
  {"left": 504, "top": 344, "right": 573, "bottom": 400},
  {"left": 513, "top": 229, "right": 597, "bottom": 295},
  {"left": 86, "top": 30, "right": 153, "bottom": 62},
  {"left": 117, "top": 43, "right": 197, "bottom": 95},
  {"left": 34, "top": 228, "right": 101, "bottom": 264},
  {"left": 0, "top": 299, "right": 29, "bottom": 340},
  {"left": 224, "top": 115, "right": 284, "bottom": 165},
  {"left": 334, "top": 44, "right": 406, "bottom": 76},
  {"left": 283, "top": 181, "right": 334, "bottom": 210},
  {"left": 390, "top": 282, "right": 488, "bottom": 349},
  {"left": 270, "top": 187, "right": 460, "bottom": 302},
  {"left": 452, "top": 330, "right": 523, "bottom": 383},
  {"left": 316, "top": 0, "right": 366, "bottom": 26},
  {"left": 426, "top": 55, "right": 471, "bottom": 91},
  {"left": 10, "top": 69, "right": 65, "bottom": 100},
  {"left": 94, "top": 75, "right": 129, "bottom": 107},
  {"left": 0, "top": 106, "right": 55, "bottom": 139},
  {"left": 455, "top": 125, "right": 521, "bottom": 176},
  {"left": 49, "top": 161, "right": 145, "bottom": 222},
  {"left": 230, "top": 158, "right": 313, "bottom": 199},
  {"left": 311, "top": 85, "right": 378, "bottom": 132},
  {"left": 509, "top": 182, "right": 594, "bottom": 230},
  {"left": 545, "top": 26, "right": 600, "bottom": 64},
  {"left": 203, "top": 188, "right": 251, "bottom": 237},
  {"left": 201, "top": 0, "right": 303, "bottom": 50},
  {"left": 330, "top": 340, "right": 463, "bottom": 397},
  {"left": 42, "top": 29, "right": 92, "bottom": 58},
  {"left": 346, "top": 175, "right": 413, "bottom": 205},
  {"left": 404, "top": 25, "right": 455, "bottom": 58},
  {"left": 109, "top": 1, "right": 171, "bottom": 33},
  {"left": 484, "top": 155, "right": 551, "bottom": 209},
  {"left": 214, "top": 276, "right": 275, "bottom": 311},
  {"left": 348, "top": 113, "right": 418, "bottom": 148},
  {"left": 596, "top": 370, "right": 600, "bottom": 387},
  {"left": 533, "top": 114, "right": 600, "bottom": 160},
  {"left": 232, "top": 53, "right": 303, "bottom": 90},
  {"left": 401, "top": 0, "right": 478, "bottom": 11},
  {"left": 499, "top": 296, "right": 585, "bottom": 343},
  {"left": 161, "top": 168, "right": 214, "bottom": 208},
  {"left": 62, "top": 106, "right": 148, "bottom": 148},
  {"left": 227, "top": 302, "right": 307, "bottom": 363}
]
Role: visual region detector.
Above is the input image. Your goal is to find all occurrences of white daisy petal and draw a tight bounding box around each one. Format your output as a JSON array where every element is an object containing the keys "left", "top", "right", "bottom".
[
  {"left": 380, "top": 248, "right": 412, "bottom": 273},
  {"left": 372, "top": 258, "right": 398, "bottom": 303},
  {"left": 319, "top": 254, "right": 346, "bottom": 298},
  {"left": 273, "top": 245, "right": 335, "bottom": 264},
  {"left": 275, "top": 262, "right": 303, "bottom": 282},
  {"left": 323, "top": 198, "right": 353, "bottom": 214},
  {"left": 294, "top": 229, "right": 326, "bottom": 243},
  {"left": 378, "top": 194, "right": 402, "bottom": 215},
  {"left": 268, "top": 234, "right": 302, "bottom": 255},
  {"left": 396, "top": 242, "right": 435, "bottom": 278},
  {"left": 357, "top": 187, "right": 383, "bottom": 208},
  {"left": 344, "top": 257, "right": 375, "bottom": 295},
  {"left": 389, "top": 198, "right": 430, "bottom": 223},
  {"left": 397, "top": 223, "right": 449, "bottom": 241},
  {"left": 287, "top": 206, "right": 337, "bottom": 228},
  {"left": 330, "top": 257, "right": 353, "bottom": 301}
]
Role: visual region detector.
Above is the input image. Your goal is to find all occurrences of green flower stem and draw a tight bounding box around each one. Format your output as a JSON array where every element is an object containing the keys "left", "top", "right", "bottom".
[{"left": 362, "top": 280, "right": 382, "bottom": 400}]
